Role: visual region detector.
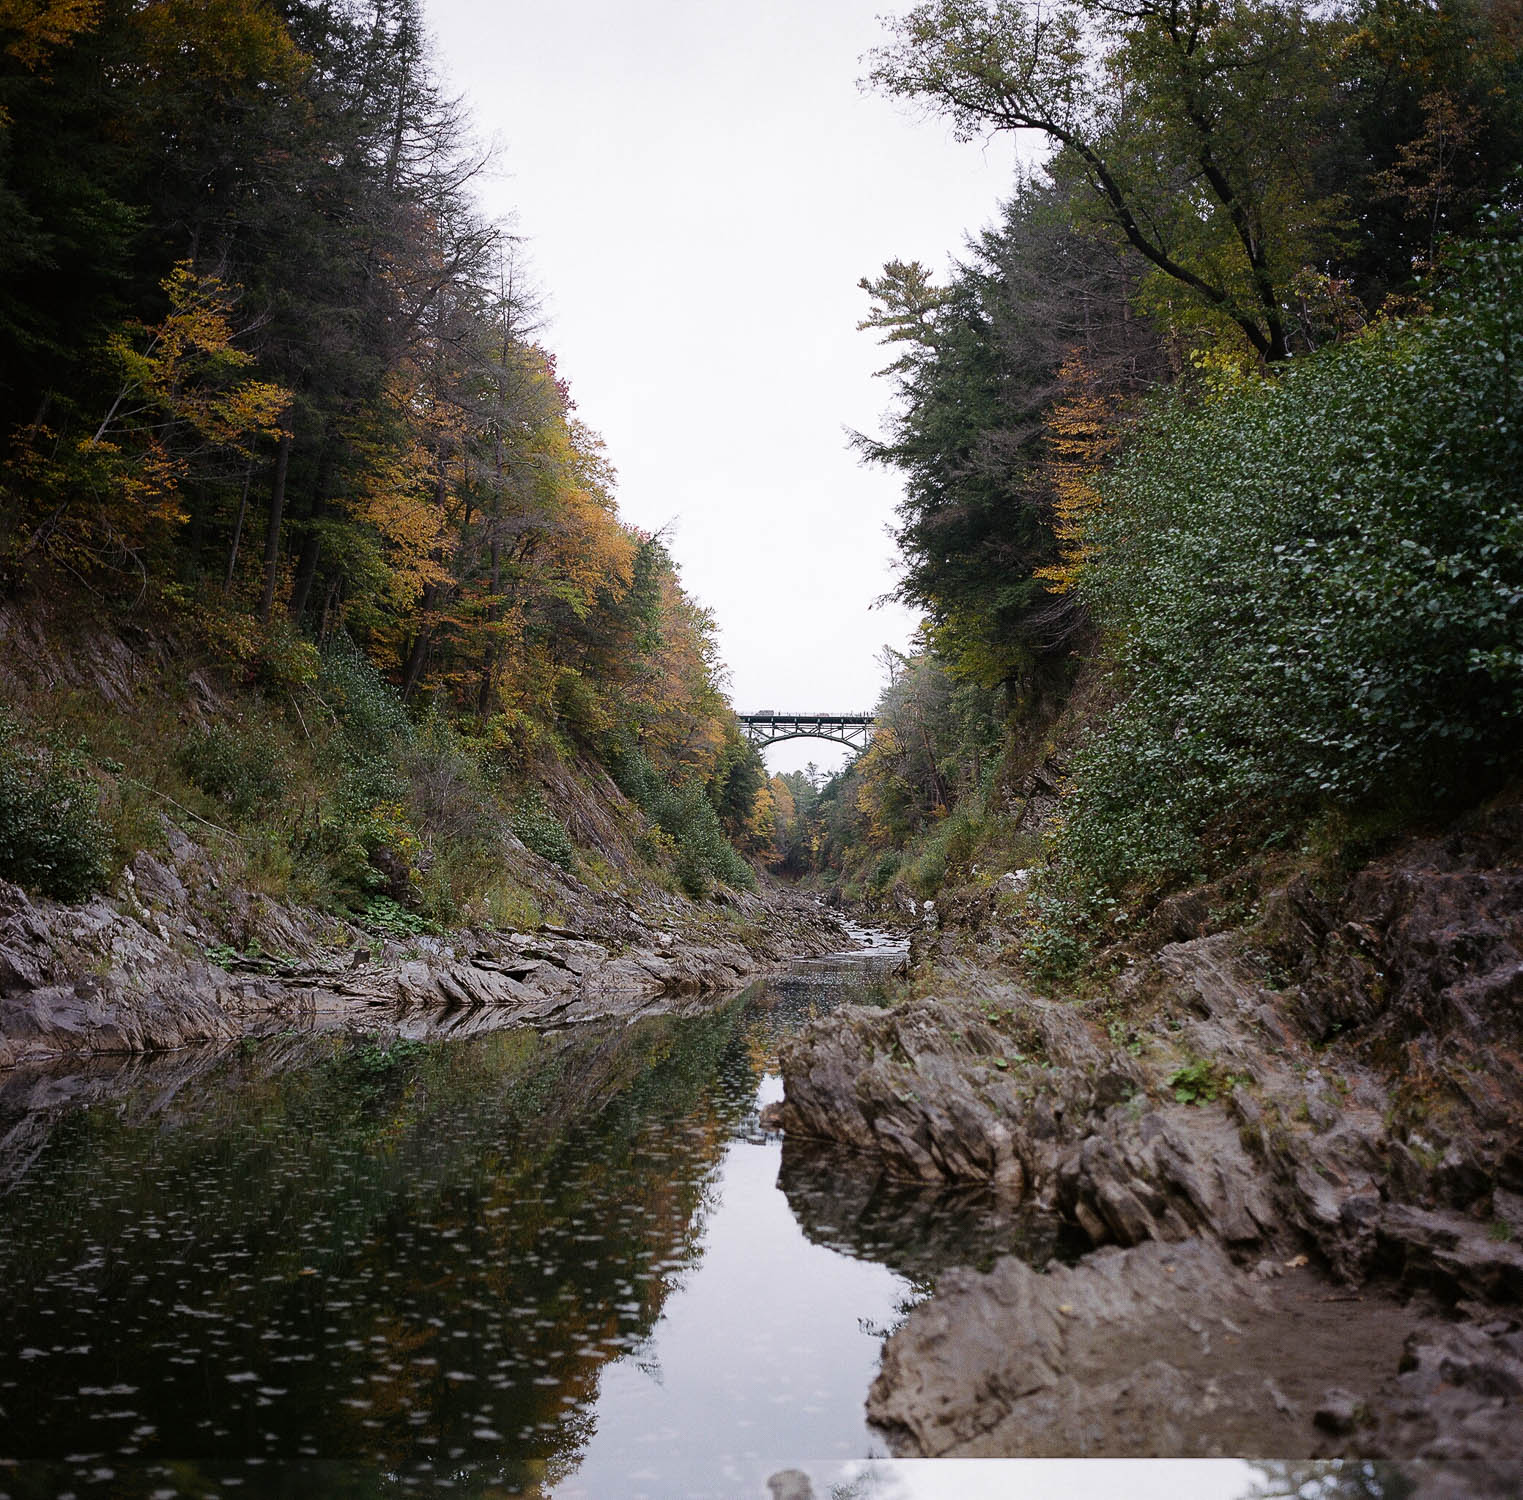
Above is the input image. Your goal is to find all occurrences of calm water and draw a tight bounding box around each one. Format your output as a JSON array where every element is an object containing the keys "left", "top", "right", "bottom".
[{"left": 0, "top": 927, "right": 1051, "bottom": 1499}]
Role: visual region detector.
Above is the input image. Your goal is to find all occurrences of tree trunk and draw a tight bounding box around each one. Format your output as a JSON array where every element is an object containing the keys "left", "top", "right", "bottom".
[
  {"left": 288, "top": 522, "right": 321, "bottom": 623},
  {"left": 224, "top": 459, "right": 253, "bottom": 590},
  {"left": 476, "top": 532, "right": 502, "bottom": 716},
  {"left": 287, "top": 435, "right": 334, "bottom": 622},
  {"left": 258, "top": 427, "right": 292, "bottom": 624},
  {"left": 318, "top": 575, "right": 342, "bottom": 644},
  {"left": 401, "top": 581, "right": 441, "bottom": 700}
]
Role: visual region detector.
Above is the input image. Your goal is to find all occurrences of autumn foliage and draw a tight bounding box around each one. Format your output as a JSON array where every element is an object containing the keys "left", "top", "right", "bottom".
[{"left": 0, "top": 0, "right": 758, "bottom": 903}]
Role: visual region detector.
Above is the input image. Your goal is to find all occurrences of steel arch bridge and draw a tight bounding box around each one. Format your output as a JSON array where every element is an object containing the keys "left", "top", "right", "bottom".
[{"left": 737, "top": 712, "right": 875, "bottom": 752}]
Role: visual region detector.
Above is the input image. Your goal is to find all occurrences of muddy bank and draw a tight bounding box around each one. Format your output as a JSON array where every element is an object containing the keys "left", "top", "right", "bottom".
[
  {"left": 0, "top": 821, "right": 848, "bottom": 1067},
  {"left": 774, "top": 795, "right": 1523, "bottom": 1464}
]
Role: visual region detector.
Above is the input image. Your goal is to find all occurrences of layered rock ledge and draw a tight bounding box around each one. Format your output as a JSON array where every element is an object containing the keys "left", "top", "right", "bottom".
[
  {"left": 773, "top": 796, "right": 1523, "bottom": 1465},
  {"left": 0, "top": 823, "right": 848, "bottom": 1067}
]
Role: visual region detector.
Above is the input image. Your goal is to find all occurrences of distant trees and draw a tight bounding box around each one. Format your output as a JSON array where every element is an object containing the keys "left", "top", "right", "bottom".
[
  {"left": 838, "top": 0, "right": 1523, "bottom": 922},
  {"left": 869, "top": 0, "right": 1338, "bottom": 362},
  {"left": 867, "top": 0, "right": 1523, "bottom": 362},
  {"left": 855, "top": 178, "right": 1164, "bottom": 691},
  {"left": 855, "top": 0, "right": 1522, "bottom": 699}
]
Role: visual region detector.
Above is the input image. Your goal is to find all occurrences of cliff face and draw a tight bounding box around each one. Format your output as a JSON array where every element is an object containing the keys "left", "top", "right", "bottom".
[
  {"left": 774, "top": 790, "right": 1523, "bottom": 1468},
  {"left": 0, "top": 839, "right": 845, "bottom": 1068}
]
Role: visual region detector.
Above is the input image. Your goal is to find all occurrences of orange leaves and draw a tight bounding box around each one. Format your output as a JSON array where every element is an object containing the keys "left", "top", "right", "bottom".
[
  {"left": 0, "top": 0, "right": 99, "bottom": 74},
  {"left": 127, "top": 0, "right": 305, "bottom": 98},
  {"left": 5, "top": 262, "right": 290, "bottom": 572},
  {"left": 341, "top": 437, "right": 453, "bottom": 610},
  {"left": 1034, "top": 352, "right": 1125, "bottom": 596},
  {"left": 93, "top": 262, "right": 290, "bottom": 456}
]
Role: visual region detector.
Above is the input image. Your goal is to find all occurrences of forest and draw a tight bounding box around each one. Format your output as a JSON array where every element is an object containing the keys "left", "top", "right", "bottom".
[
  {"left": 772, "top": 0, "right": 1523, "bottom": 972},
  {"left": 0, "top": 0, "right": 766, "bottom": 918}
]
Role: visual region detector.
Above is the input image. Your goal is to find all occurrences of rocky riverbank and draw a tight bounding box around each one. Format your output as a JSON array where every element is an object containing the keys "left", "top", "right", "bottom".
[
  {"left": 0, "top": 819, "right": 849, "bottom": 1068},
  {"left": 773, "top": 791, "right": 1523, "bottom": 1466}
]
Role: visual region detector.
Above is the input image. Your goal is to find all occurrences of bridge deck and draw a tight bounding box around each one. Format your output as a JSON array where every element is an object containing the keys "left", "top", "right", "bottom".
[
  {"left": 736, "top": 713, "right": 873, "bottom": 724},
  {"left": 737, "top": 712, "right": 876, "bottom": 750}
]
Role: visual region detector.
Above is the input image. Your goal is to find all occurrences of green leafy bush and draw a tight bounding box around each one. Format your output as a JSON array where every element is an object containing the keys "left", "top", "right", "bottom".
[
  {"left": 178, "top": 723, "right": 289, "bottom": 814},
  {"left": 319, "top": 634, "right": 413, "bottom": 760},
  {"left": 1167, "top": 1058, "right": 1238, "bottom": 1106},
  {"left": 360, "top": 894, "right": 433, "bottom": 938},
  {"left": 510, "top": 792, "right": 575, "bottom": 870},
  {"left": 1063, "top": 237, "right": 1523, "bottom": 897},
  {"left": 613, "top": 748, "right": 756, "bottom": 895},
  {"left": 0, "top": 713, "right": 109, "bottom": 899}
]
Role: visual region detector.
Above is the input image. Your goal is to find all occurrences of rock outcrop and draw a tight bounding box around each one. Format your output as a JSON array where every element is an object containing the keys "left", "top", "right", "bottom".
[
  {"left": 774, "top": 792, "right": 1523, "bottom": 1466},
  {"left": 0, "top": 822, "right": 849, "bottom": 1067},
  {"left": 868, "top": 1237, "right": 1523, "bottom": 1463},
  {"left": 776, "top": 980, "right": 1283, "bottom": 1254}
]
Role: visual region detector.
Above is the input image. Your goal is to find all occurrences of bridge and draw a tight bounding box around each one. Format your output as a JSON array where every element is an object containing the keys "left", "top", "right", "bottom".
[{"left": 737, "top": 711, "right": 875, "bottom": 752}]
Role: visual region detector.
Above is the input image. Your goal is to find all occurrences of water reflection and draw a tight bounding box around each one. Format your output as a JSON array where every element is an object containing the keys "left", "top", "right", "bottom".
[
  {"left": 778, "top": 1137, "right": 1076, "bottom": 1286},
  {"left": 0, "top": 932, "right": 914, "bottom": 1498},
  {"left": 757, "top": 1458, "right": 1520, "bottom": 1499},
  {"left": 1, "top": 932, "right": 1518, "bottom": 1499}
]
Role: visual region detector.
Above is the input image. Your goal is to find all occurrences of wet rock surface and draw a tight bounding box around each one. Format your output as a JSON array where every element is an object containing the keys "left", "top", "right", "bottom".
[
  {"left": 0, "top": 825, "right": 849, "bottom": 1067},
  {"left": 775, "top": 794, "right": 1523, "bottom": 1466},
  {"left": 777, "top": 1135, "right": 1071, "bottom": 1286}
]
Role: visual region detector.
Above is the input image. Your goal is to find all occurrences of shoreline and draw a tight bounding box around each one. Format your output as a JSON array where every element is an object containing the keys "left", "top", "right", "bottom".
[{"left": 0, "top": 830, "right": 851, "bottom": 1070}]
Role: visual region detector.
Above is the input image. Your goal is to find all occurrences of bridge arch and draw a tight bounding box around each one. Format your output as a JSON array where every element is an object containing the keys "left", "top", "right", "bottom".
[{"left": 737, "top": 712, "right": 874, "bottom": 752}]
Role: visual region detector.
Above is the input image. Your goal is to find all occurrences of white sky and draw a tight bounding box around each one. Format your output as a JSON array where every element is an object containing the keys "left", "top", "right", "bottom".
[{"left": 427, "top": 0, "right": 1027, "bottom": 774}]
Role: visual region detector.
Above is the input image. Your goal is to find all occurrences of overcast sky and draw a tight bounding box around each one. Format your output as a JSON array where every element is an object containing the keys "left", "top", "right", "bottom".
[{"left": 427, "top": 0, "right": 1026, "bottom": 773}]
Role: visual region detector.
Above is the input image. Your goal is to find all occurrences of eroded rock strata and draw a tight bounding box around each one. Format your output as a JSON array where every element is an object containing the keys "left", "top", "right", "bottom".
[
  {"left": 0, "top": 822, "right": 848, "bottom": 1067},
  {"left": 775, "top": 795, "right": 1523, "bottom": 1464}
]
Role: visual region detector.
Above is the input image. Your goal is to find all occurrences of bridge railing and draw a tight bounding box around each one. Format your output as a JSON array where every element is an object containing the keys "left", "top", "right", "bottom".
[{"left": 736, "top": 712, "right": 875, "bottom": 723}]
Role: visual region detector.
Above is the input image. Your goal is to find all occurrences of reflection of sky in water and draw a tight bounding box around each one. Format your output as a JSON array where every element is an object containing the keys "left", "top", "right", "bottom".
[
  {"left": 0, "top": 935, "right": 920, "bottom": 1497},
  {"left": 776, "top": 1459, "right": 1260, "bottom": 1499},
  {"left": 556, "top": 1102, "right": 906, "bottom": 1498}
]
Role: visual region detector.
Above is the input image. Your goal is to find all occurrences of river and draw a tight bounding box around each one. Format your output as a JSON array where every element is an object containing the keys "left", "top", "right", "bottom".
[
  {"left": 0, "top": 926, "right": 1055, "bottom": 1499},
  {"left": 0, "top": 928, "right": 1433, "bottom": 1500}
]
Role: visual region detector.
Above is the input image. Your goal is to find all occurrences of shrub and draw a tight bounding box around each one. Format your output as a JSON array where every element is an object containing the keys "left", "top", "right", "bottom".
[
  {"left": 404, "top": 716, "right": 490, "bottom": 837},
  {"left": 360, "top": 893, "right": 433, "bottom": 938},
  {"left": 1167, "top": 1057, "right": 1242, "bottom": 1106},
  {"left": 907, "top": 843, "right": 947, "bottom": 898},
  {"left": 510, "top": 792, "right": 575, "bottom": 869},
  {"left": 178, "top": 723, "right": 289, "bottom": 814},
  {"left": 1063, "top": 237, "right": 1523, "bottom": 897},
  {"left": 318, "top": 634, "right": 412, "bottom": 761},
  {"left": 0, "top": 713, "right": 110, "bottom": 899},
  {"left": 612, "top": 748, "right": 756, "bottom": 895}
]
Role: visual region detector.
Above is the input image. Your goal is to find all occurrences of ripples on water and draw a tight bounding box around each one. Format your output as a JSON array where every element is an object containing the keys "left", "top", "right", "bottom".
[{"left": 0, "top": 927, "right": 932, "bottom": 1497}]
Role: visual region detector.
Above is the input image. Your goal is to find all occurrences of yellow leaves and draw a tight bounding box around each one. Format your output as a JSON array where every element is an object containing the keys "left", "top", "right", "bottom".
[
  {"left": 853, "top": 725, "right": 908, "bottom": 846},
  {"left": 128, "top": 0, "right": 305, "bottom": 95},
  {"left": 91, "top": 262, "right": 291, "bottom": 458},
  {"left": 345, "top": 470, "right": 452, "bottom": 609},
  {"left": 1035, "top": 352, "right": 1127, "bottom": 596},
  {"left": 4, "top": 261, "right": 291, "bottom": 572},
  {"left": 0, "top": 0, "right": 98, "bottom": 74}
]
